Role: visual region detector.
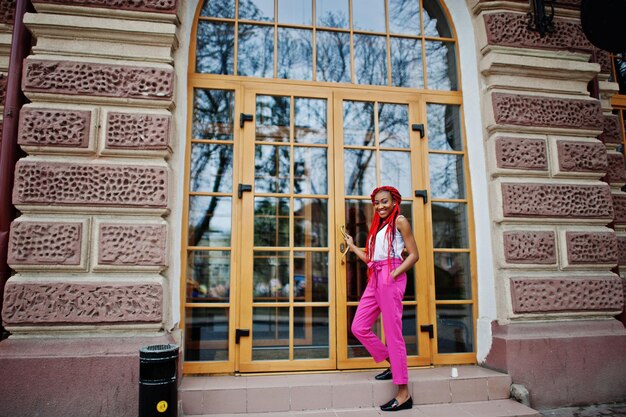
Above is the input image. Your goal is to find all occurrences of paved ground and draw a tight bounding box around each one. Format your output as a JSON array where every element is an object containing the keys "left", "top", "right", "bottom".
[{"left": 540, "top": 403, "right": 626, "bottom": 417}]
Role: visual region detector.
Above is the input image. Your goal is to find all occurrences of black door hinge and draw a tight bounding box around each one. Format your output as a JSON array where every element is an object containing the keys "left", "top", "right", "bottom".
[
  {"left": 240, "top": 113, "right": 254, "bottom": 128},
  {"left": 235, "top": 329, "right": 250, "bottom": 344},
  {"left": 414, "top": 189, "right": 428, "bottom": 203},
  {"left": 411, "top": 124, "right": 424, "bottom": 138},
  {"left": 420, "top": 324, "right": 434, "bottom": 339},
  {"left": 238, "top": 184, "right": 252, "bottom": 198}
]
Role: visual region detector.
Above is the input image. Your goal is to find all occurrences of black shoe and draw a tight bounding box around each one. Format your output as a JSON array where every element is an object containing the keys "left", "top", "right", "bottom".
[
  {"left": 374, "top": 368, "right": 393, "bottom": 380},
  {"left": 380, "top": 396, "right": 412, "bottom": 412}
]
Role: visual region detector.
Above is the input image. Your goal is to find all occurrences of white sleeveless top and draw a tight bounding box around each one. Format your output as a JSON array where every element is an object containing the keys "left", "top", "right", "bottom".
[{"left": 371, "top": 223, "right": 405, "bottom": 261}]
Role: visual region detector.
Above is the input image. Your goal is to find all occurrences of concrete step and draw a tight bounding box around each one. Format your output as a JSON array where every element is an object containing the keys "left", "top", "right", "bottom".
[{"left": 180, "top": 365, "right": 539, "bottom": 416}]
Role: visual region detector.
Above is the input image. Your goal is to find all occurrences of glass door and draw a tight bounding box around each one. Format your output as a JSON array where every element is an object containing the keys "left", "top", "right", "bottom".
[
  {"left": 333, "top": 90, "right": 432, "bottom": 369},
  {"left": 238, "top": 85, "right": 336, "bottom": 372}
]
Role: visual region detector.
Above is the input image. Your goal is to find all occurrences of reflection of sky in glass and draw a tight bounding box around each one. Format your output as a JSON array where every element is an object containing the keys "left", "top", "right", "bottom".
[
  {"left": 239, "top": 0, "right": 274, "bottom": 21},
  {"left": 316, "top": 31, "right": 351, "bottom": 83},
  {"left": 426, "top": 104, "right": 462, "bottom": 151},
  {"left": 381, "top": 151, "right": 411, "bottom": 197},
  {"left": 278, "top": 28, "right": 313, "bottom": 81},
  {"left": 436, "top": 304, "right": 473, "bottom": 353},
  {"left": 188, "top": 196, "right": 232, "bottom": 246},
  {"left": 423, "top": 0, "right": 452, "bottom": 37},
  {"left": 429, "top": 153, "right": 465, "bottom": 199},
  {"left": 316, "top": 0, "right": 349, "bottom": 28},
  {"left": 389, "top": 0, "right": 420, "bottom": 35},
  {"left": 294, "top": 147, "right": 328, "bottom": 194},
  {"left": 238, "top": 25, "right": 273, "bottom": 78},
  {"left": 196, "top": 21, "right": 234, "bottom": 75},
  {"left": 190, "top": 143, "right": 233, "bottom": 192},
  {"left": 391, "top": 37, "right": 423, "bottom": 89},
  {"left": 255, "top": 145, "right": 291, "bottom": 193},
  {"left": 344, "top": 149, "right": 376, "bottom": 196},
  {"left": 192, "top": 89, "right": 234, "bottom": 140},
  {"left": 354, "top": 34, "right": 388, "bottom": 85},
  {"left": 353, "top": 0, "right": 386, "bottom": 32},
  {"left": 278, "top": 0, "right": 311, "bottom": 25},
  {"left": 295, "top": 98, "right": 327, "bottom": 144},
  {"left": 379, "top": 103, "right": 410, "bottom": 148},
  {"left": 343, "top": 101, "right": 375, "bottom": 146},
  {"left": 201, "top": 0, "right": 235, "bottom": 18},
  {"left": 426, "top": 41, "right": 457, "bottom": 91}
]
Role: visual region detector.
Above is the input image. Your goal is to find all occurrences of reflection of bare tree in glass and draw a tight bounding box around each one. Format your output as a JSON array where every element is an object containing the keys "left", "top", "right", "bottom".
[
  {"left": 201, "top": 0, "right": 235, "bottom": 19},
  {"left": 316, "top": 12, "right": 350, "bottom": 83},
  {"left": 191, "top": 90, "right": 234, "bottom": 246},
  {"left": 388, "top": 0, "right": 420, "bottom": 34},
  {"left": 278, "top": 29, "right": 313, "bottom": 80},
  {"left": 616, "top": 54, "right": 626, "bottom": 95},
  {"left": 354, "top": 35, "right": 387, "bottom": 86},
  {"left": 344, "top": 102, "right": 376, "bottom": 195}
]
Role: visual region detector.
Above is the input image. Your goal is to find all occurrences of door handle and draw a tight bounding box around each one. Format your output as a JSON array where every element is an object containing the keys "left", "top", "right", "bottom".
[{"left": 339, "top": 226, "right": 349, "bottom": 264}]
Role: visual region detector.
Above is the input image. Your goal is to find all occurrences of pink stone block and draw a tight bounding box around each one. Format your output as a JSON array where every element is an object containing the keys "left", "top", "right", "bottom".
[
  {"left": 247, "top": 386, "right": 290, "bottom": 413},
  {"left": 8, "top": 221, "right": 82, "bottom": 266},
  {"left": 556, "top": 140, "right": 608, "bottom": 173},
  {"left": 32, "top": 0, "right": 177, "bottom": 13},
  {"left": 606, "top": 152, "right": 626, "bottom": 184},
  {"left": 99, "top": 224, "right": 167, "bottom": 266},
  {"left": 106, "top": 112, "right": 170, "bottom": 150},
  {"left": 13, "top": 160, "right": 168, "bottom": 208},
  {"left": 291, "top": 384, "right": 332, "bottom": 411},
  {"left": 202, "top": 388, "right": 246, "bottom": 414},
  {"left": 618, "top": 237, "right": 626, "bottom": 266},
  {"left": 503, "top": 231, "right": 556, "bottom": 264},
  {"left": 598, "top": 115, "right": 623, "bottom": 144},
  {"left": 487, "top": 375, "right": 512, "bottom": 400},
  {"left": 450, "top": 378, "right": 488, "bottom": 403},
  {"left": 18, "top": 107, "right": 91, "bottom": 148},
  {"left": 0, "top": 1, "right": 15, "bottom": 25},
  {"left": 614, "top": 194, "right": 626, "bottom": 224},
  {"left": 23, "top": 59, "right": 174, "bottom": 100},
  {"left": 495, "top": 137, "right": 547, "bottom": 170},
  {"left": 566, "top": 231, "right": 618, "bottom": 264},
  {"left": 412, "top": 378, "right": 451, "bottom": 405},
  {"left": 332, "top": 382, "right": 373, "bottom": 409},
  {"left": 2, "top": 281, "right": 162, "bottom": 325}
]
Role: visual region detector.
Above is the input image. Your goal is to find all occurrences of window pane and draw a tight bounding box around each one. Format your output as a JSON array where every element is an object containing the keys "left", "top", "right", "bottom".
[
  {"left": 255, "top": 145, "right": 291, "bottom": 193},
  {"left": 316, "top": 30, "right": 351, "bottom": 83},
  {"left": 391, "top": 37, "right": 423, "bottom": 89},
  {"left": 379, "top": 103, "right": 410, "bottom": 148},
  {"left": 278, "top": 28, "right": 313, "bottom": 81},
  {"left": 294, "top": 198, "right": 328, "bottom": 247},
  {"left": 403, "top": 306, "right": 418, "bottom": 356},
  {"left": 425, "top": 40, "right": 457, "bottom": 91},
  {"left": 189, "top": 196, "right": 232, "bottom": 246},
  {"left": 354, "top": 34, "right": 388, "bottom": 86},
  {"left": 344, "top": 149, "right": 376, "bottom": 196},
  {"left": 294, "top": 307, "right": 329, "bottom": 359},
  {"left": 252, "top": 307, "right": 289, "bottom": 360},
  {"left": 316, "top": 0, "right": 349, "bottom": 28},
  {"left": 256, "top": 95, "right": 290, "bottom": 142},
  {"left": 343, "top": 101, "right": 375, "bottom": 146},
  {"left": 295, "top": 98, "right": 327, "bottom": 144},
  {"left": 426, "top": 104, "right": 463, "bottom": 151},
  {"left": 432, "top": 202, "right": 469, "bottom": 248},
  {"left": 253, "top": 251, "right": 290, "bottom": 301},
  {"left": 192, "top": 89, "right": 235, "bottom": 141},
  {"left": 347, "top": 305, "right": 382, "bottom": 358},
  {"left": 190, "top": 143, "right": 233, "bottom": 193},
  {"left": 186, "top": 250, "right": 231, "bottom": 302},
  {"left": 423, "top": 0, "right": 452, "bottom": 38},
  {"left": 184, "top": 307, "right": 229, "bottom": 361},
  {"left": 389, "top": 0, "right": 420, "bottom": 35},
  {"left": 278, "top": 0, "right": 312, "bottom": 25},
  {"left": 238, "top": 24, "right": 274, "bottom": 78},
  {"left": 435, "top": 252, "right": 471, "bottom": 300},
  {"left": 437, "top": 304, "right": 474, "bottom": 353},
  {"left": 381, "top": 151, "right": 412, "bottom": 197},
  {"left": 239, "top": 0, "right": 274, "bottom": 21},
  {"left": 352, "top": 0, "right": 386, "bottom": 32},
  {"left": 196, "top": 21, "right": 234, "bottom": 74},
  {"left": 294, "top": 252, "right": 329, "bottom": 302},
  {"left": 254, "top": 197, "right": 290, "bottom": 246},
  {"left": 294, "top": 147, "right": 328, "bottom": 194},
  {"left": 200, "top": 0, "right": 235, "bottom": 18},
  {"left": 429, "top": 154, "right": 466, "bottom": 199},
  {"left": 614, "top": 54, "right": 626, "bottom": 94}
]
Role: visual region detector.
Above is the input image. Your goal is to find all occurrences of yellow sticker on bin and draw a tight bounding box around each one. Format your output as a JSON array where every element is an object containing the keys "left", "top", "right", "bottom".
[{"left": 157, "top": 400, "right": 168, "bottom": 413}]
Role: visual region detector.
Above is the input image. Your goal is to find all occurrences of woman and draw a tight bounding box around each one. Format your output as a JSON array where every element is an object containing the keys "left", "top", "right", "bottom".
[{"left": 343, "top": 186, "right": 419, "bottom": 412}]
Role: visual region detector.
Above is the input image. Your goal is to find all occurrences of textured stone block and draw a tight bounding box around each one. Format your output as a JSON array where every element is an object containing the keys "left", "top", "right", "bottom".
[
  {"left": 556, "top": 140, "right": 607, "bottom": 173},
  {"left": 484, "top": 12, "right": 592, "bottom": 53},
  {"left": 0, "top": 0, "right": 15, "bottom": 25},
  {"left": 617, "top": 236, "right": 626, "bottom": 266},
  {"left": 501, "top": 183, "right": 613, "bottom": 219},
  {"left": 606, "top": 152, "right": 626, "bottom": 184},
  {"left": 8, "top": 221, "right": 83, "bottom": 266},
  {"left": 503, "top": 231, "right": 556, "bottom": 264},
  {"left": 495, "top": 137, "right": 547, "bottom": 170},
  {"left": 598, "top": 115, "right": 622, "bottom": 145},
  {"left": 596, "top": 49, "right": 612, "bottom": 75},
  {"left": 2, "top": 282, "right": 162, "bottom": 325},
  {"left": 614, "top": 194, "right": 626, "bottom": 225},
  {"left": 18, "top": 107, "right": 91, "bottom": 148},
  {"left": 510, "top": 276, "right": 624, "bottom": 313},
  {"left": 23, "top": 59, "right": 173, "bottom": 100},
  {"left": 492, "top": 93, "right": 603, "bottom": 130},
  {"left": 13, "top": 160, "right": 168, "bottom": 208},
  {"left": 565, "top": 231, "right": 618, "bottom": 265},
  {"left": 98, "top": 224, "right": 166, "bottom": 266},
  {"left": 32, "top": 0, "right": 177, "bottom": 13},
  {"left": 106, "top": 112, "right": 170, "bottom": 150},
  {"left": 0, "top": 73, "right": 7, "bottom": 106}
]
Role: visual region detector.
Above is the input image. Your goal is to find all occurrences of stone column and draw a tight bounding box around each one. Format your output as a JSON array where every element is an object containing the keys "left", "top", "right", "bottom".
[
  {"left": 0, "top": 1, "right": 179, "bottom": 416},
  {"left": 471, "top": 0, "right": 626, "bottom": 409}
]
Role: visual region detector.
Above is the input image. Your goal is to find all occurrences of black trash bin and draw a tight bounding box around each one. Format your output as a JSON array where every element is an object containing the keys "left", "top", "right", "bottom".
[{"left": 139, "top": 344, "right": 179, "bottom": 417}]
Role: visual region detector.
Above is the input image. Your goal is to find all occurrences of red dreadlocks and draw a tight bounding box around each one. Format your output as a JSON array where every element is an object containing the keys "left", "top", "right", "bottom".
[{"left": 366, "top": 186, "right": 402, "bottom": 262}]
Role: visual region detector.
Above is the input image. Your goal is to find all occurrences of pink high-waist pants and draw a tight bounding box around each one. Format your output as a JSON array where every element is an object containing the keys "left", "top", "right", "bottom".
[{"left": 351, "top": 258, "right": 408, "bottom": 385}]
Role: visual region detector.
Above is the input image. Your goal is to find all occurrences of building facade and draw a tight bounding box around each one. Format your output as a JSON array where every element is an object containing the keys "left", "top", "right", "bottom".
[{"left": 0, "top": 0, "right": 624, "bottom": 416}]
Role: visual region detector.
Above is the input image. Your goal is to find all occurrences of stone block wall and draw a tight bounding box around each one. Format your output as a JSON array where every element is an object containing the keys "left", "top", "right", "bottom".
[
  {"left": 0, "top": 1, "right": 178, "bottom": 416},
  {"left": 472, "top": 0, "right": 626, "bottom": 408}
]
